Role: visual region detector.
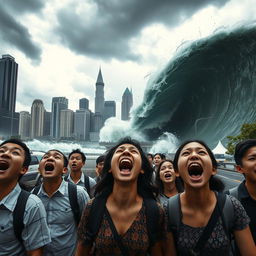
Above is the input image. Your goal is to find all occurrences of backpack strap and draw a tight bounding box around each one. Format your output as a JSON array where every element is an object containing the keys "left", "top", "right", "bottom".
[
  {"left": 64, "top": 174, "right": 68, "bottom": 181},
  {"left": 84, "top": 175, "right": 90, "bottom": 196},
  {"left": 31, "top": 185, "right": 41, "bottom": 195},
  {"left": 86, "top": 195, "right": 108, "bottom": 241},
  {"left": 68, "top": 182, "right": 80, "bottom": 226},
  {"left": 167, "top": 194, "right": 181, "bottom": 240},
  {"left": 228, "top": 186, "right": 240, "bottom": 201},
  {"left": 144, "top": 198, "right": 160, "bottom": 247},
  {"left": 13, "top": 189, "right": 30, "bottom": 244}
]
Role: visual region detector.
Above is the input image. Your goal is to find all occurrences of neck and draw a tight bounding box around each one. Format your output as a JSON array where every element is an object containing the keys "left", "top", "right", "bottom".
[
  {"left": 42, "top": 177, "right": 63, "bottom": 197},
  {"left": 245, "top": 180, "right": 256, "bottom": 200},
  {"left": 70, "top": 170, "right": 82, "bottom": 182},
  {"left": 163, "top": 182, "right": 178, "bottom": 197},
  {"left": 109, "top": 181, "right": 141, "bottom": 209},
  {"left": 182, "top": 184, "right": 215, "bottom": 208},
  {"left": 0, "top": 180, "right": 17, "bottom": 201}
]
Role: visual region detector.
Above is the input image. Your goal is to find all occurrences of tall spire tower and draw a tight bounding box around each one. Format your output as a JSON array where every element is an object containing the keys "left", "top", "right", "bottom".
[{"left": 94, "top": 68, "right": 105, "bottom": 114}]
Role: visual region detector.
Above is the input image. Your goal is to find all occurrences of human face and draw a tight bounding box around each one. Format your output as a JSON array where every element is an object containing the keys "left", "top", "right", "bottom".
[
  {"left": 96, "top": 161, "right": 104, "bottom": 176},
  {"left": 159, "top": 161, "right": 176, "bottom": 184},
  {"left": 147, "top": 155, "right": 153, "bottom": 165},
  {"left": 236, "top": 146, "right": 256, "bottom": 183},
  {"left": 69, "top": 153, "right": 84, "bottom": 172},
  {"left": 0, "top": 143, "right": 27, "bottom": 183},
  {"left": 110, "top": 143, "right": 143, "bottom": 182},
  {"left": 177, "top": 142, "right": 216, "bottom": 188},
  {"left": 39, "top": 150, "right": 67, "bottom": 178},
  {"left": 153, "top": 154, "right": 162, "bottom": 167}
]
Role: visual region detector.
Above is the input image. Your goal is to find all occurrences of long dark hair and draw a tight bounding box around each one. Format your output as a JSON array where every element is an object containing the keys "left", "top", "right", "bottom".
[
  {"left": 94, "top": 137, "right": 158, "bottom": 199},
  {"left": 173, "top": 140, "right": 224, "bottom": 192},
  {"left": 155, "top": 159, "right": 184, "bottom": 194}
]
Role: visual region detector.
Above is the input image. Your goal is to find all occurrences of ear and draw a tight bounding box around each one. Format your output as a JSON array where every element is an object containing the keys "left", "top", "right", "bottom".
[
  {"left": 20, "top": 166, "right": 28, "bottom": 175},
  {"left": 212, "top": 167, "right": 217, "bottom": 176},
  {"left": 62, "top": 167, "right": 68, "bottom": 175},
  {"left": 235, "top": 165, "right": 244, "bottom": 174}
]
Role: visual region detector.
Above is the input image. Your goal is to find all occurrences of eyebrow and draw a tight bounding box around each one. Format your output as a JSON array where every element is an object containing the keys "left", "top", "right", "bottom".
[
  {"left": 118, "top": 146, "right": 138, "bottom": 150},
  {"left": 182, "top": 147, "right": 206, "bottom": 151},
  {"left": 0, "top": 145, "right": 22, "bottom": 152}
]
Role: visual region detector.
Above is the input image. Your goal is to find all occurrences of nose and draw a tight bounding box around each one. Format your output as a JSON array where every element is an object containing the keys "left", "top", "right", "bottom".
[
  {"left": 190, "top": 151, "right": 199, "bottom": 160},
  {"left": 123, "top": 148, "right": 131, "bottom": 155}
]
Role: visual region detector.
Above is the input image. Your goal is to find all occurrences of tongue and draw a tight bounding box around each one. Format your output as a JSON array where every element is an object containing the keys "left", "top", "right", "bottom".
[{"left": 120, "top": 168, "right": 131, "bottom": 174}]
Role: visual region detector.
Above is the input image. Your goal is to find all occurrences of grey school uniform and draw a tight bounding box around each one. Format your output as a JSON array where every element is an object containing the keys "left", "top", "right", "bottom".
[
  {"left": 34, "top": 180, "right": 89, "bottom": 256},
  {"left": 0, "top": 183, "right": 51, "bottom": 256}
]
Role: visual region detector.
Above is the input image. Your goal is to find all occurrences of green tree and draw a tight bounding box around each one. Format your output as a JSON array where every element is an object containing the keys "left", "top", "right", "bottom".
[{"left": 226, "top": 123, "right": 256, "bottom": 155}]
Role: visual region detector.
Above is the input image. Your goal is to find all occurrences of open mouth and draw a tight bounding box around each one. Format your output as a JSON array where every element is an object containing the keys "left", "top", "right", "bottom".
[
  {"left": 164, "top": 172, "right": 172, "bottom": 179},
  {"left": 71, "top": 163, "right": 77, "bottom": 167},
  {"left": 0, "top": 161, "right": 9, "bottom": 171},
  {"left": 119, "top": 159, "right": 133, "bottom": 174},
  {"left": 188, "top": 163, "right": 203, "bottom": 178},
  {"left": 45, "top": 163, "right": 54, "bottom": 172}
]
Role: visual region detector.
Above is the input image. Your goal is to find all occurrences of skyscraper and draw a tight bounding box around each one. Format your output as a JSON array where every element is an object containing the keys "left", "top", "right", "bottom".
[
  {"left": 94, "top": 68, "right": 105, "bottom": 115},
  {"left": 104, "top": 101, "right": 116, "bottom": 121},
  {"left": 60, "top": 109, "right": 74, "bottom": 139},
  {"left": 0, "top": 54, "right": 19, "bottom": 136},
  {"left": 30, "top": 99, "right": 45, "bottom": 138},
  {"left": 121, "top": 88, "right": 133, "bottom": 120},
  {"left": 51, "top": 97, "right": 68, "bottom": 139},
  {"left": 74, "top": 109, "right": 91, "bottom": 141},
  {"left": 19, "top": 111, "right": 31, "bottom": 140},
  {"left": 79, "top": 98, "right": 89, "bottom": 110}
]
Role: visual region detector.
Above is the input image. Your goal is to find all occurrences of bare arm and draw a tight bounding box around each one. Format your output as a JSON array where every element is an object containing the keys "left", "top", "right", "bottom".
[
  {"left": 26, "top": 247, "right": 43, "bottom": 256},
  {"left": 234, "top": 226, "right": 256, "bottom": 256},
  {"left": 75, "top": 241, "right": 92, "bottom": 256}
]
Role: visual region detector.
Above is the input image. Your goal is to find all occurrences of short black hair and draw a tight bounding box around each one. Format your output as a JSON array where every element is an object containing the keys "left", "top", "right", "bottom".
[
  {"left": 147, "top": 153, "right": 153, "bottom": 159},
  {"left": 234, "top": 139, "right": 256, "bottom": 166},
  {"left": 0, "top": 138, "right": 31, "bottom": 167},
  {"left": 153, "top": 153, "right": 166, "bottom": 159},
  {"left": 68, "top": 149, "right": 86, "bottom": 162},
  {"left": 44, "top": 149, "right": 68, "bottom": 167},
  {"left": 96, "top": 155, "right": 105, "bottom": 165}
]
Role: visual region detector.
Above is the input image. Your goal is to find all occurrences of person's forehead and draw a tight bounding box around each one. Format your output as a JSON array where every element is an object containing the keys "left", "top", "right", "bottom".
[
  {"left": 182, "top": 142, "right": 206, "bottom": 150},
  {"left": 0, "top": 143, "right": 25, "bottom": 153},
  {"left": 117, "top": 143, "right": 138, "bottom": 149},
  {"left": 244, "top": 146, "right": 256, "bottom": 155},
  {"left": 46, "top": 150, "right": 63, "bottom": 157}
]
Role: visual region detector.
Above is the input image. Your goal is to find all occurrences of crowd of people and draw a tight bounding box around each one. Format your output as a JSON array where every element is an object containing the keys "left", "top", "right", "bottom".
[{"left": 0, "top": 137, "right": 255, "bottom": 255}]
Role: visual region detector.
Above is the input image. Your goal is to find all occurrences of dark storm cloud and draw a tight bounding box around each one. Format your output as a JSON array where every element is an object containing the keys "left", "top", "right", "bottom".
[
  {"left": 3, "top": 0, "right": 45, "bottom": 14},
  {"left": 55, "top": 0, "right": 228, "bottom": 60},
  {"left": 0, "top": 3, "right": 43, "bottom": 62}
]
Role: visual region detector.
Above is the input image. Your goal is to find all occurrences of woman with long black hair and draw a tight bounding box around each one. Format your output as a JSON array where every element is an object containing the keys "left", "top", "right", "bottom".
[
  {"left": 76, "top": 137, "right": 174, "bottom": 256},
  {"left": 165, "top": 140, "right": 255, "bottom": 255}
]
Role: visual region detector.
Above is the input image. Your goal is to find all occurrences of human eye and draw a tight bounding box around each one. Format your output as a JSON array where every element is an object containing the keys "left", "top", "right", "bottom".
[
  {"left": 43, "top": 155, "right": 49, "bottom": 159},
  {"left": 198, "top": 150, "right": 207, "bottom": 155},
  {"left": 0, "top": 148, "right": 5, "bottom": 153},
  {"left": 181, "top": 151, "right": 189, "bottom": 156},
  {"left": 12, "top": 150, "right": 21, "bottom": 156}
]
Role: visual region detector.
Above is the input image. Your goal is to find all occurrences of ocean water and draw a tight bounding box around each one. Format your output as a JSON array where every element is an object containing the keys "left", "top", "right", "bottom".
[{"left": 130, "top": 22, "right": 256, "bottom": 148}]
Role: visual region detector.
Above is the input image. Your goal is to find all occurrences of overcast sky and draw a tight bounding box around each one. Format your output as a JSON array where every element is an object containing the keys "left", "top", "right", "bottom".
[{"left": 0, "top": 0, "right": 255, "bottom": 117}]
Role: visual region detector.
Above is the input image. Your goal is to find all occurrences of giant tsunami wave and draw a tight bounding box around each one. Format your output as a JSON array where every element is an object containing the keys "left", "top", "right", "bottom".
[{"left": 131, "top": 23, "right": 256, "bottom": 148}]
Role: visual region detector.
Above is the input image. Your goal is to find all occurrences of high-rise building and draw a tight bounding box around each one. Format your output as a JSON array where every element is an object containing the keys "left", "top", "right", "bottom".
[
  {"left": 19, "top": 111, "right": 31, "bottom": 140},
  {"left": 94, "top": 68, "right": 105, "bottom": 114},
  {"left": 51, "top": 97, "right": 68, "bottom": 139},
  {"left": 121, "top": 88, "right": 133, "bottom": 120},
  {"left": 74, "top": 109, "right": 91, "bottom": 141},
  {"left": 0, "top": 54, "right": 19, "bottom": 136},
  {"left": 104, "top": 101, "right": 116, "bottom": 121},
  {"left": 43, "top": 111, "right": 51, "bottom": 137},
  {"left": 30, "top": 99, "right": 45, "bottom": 138},
  {"left": 60, "top": 109, "right": 74, "bottom": 139},
  {"left": 79, "top": 98, "right": 89, "bottom": 110}
]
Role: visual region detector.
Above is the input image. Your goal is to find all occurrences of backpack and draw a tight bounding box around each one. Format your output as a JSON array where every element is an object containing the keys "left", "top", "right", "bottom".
[
  {"left": 64, "top": 174, "right": 91, "bottom": 197},
  {"left": 32, "top": 182, "right": 81, "bottom": 226},
  {"left": 227, "top": 186, "right": 239, "bottom": 200},
  {"left": 167, "top": 193, "right": 235, "bottom": 252},
  {"left": 13, "top": 189, "right": 31, "bottom": 244},
  {"left": 86, "top": 195, "right": 160, "bottom": 251}
]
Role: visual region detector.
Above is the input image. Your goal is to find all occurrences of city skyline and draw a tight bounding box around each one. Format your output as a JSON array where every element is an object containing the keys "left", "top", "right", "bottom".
[{"left": 0, "top": 0, "right": 253, "bottom": 116}]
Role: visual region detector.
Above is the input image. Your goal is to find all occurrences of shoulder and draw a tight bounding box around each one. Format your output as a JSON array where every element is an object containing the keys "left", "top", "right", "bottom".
[
  {"left": 89, "top": 176, "right": 96, "bottom": 186},
  {"left": 25, "top": 194, "right": 45, "bottom": 211}
]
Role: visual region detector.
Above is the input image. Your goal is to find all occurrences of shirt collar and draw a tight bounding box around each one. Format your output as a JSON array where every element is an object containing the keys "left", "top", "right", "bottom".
[
  {"left": 0, "top": 183, "right": 21, "bottom": 212},
  {"left": 68, "top": 172, "right": 84, "bottom": 184},
  {"left": 40, "top": 178, "right": 67, "bottom": 197}
]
